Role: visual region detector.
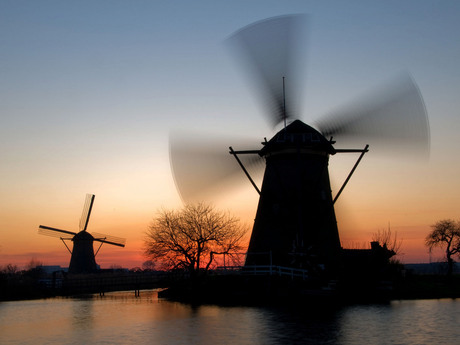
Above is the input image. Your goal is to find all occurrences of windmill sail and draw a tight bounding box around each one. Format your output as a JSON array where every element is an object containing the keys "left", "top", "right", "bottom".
[
  {"left": 92, "top": 232, "right": 126, "bottom": 247},
  {"left": 79, "top": 194, "right": 95, "bottom": 231},
  {"left": 227, "top": 14, "right": 308, "bottom": 126},
  {"left": 38, "top": 225, "right": 77, "bottom": 238}
]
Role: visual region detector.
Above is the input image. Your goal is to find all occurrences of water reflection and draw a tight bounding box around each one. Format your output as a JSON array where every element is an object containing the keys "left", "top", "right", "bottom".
[
  {"left": 336, "top": 300, "right": 460, "bottom": 345},
  {"left": 0, "top": 292, "right": 458, "bottom": 345}
]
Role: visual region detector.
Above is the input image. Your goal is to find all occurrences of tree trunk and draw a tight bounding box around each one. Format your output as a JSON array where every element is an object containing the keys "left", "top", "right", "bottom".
[{"left": 447, "top": 255, "right": 453, "bottom": 276}]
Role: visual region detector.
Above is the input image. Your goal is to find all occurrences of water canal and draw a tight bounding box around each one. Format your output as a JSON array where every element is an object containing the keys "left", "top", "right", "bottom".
[{"left": 1, "top": 291, "right": 458, "bottom": 344}]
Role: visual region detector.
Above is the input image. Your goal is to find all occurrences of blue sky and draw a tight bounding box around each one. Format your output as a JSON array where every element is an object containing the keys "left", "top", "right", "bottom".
[{"left": 1, "top": 0, "right": 460, "bottom": 267}]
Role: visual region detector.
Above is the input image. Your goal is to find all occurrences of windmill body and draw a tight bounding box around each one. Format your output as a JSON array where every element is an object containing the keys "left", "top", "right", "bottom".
[
  {"left": 68, "top": 231, "right": 98, "bottom": 273},
  {"left": 245, "top": 120, "right": 341, "bottom": 273},
  {"left": 38, "top": 194, "right": 126, "bottom": 274},
  {"left": 169, "top": 15, "right": 430, "bottom": 279}
]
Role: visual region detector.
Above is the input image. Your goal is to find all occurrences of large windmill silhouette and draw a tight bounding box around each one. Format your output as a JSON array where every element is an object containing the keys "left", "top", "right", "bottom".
[
  {"left": 169, "top": 15, "right": 429, "bottom": 276},
  {"left": 38, "top": 194, "right": 126, "bottom": 274}
]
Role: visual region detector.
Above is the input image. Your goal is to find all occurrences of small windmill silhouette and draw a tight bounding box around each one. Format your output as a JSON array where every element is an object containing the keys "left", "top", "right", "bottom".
[{"left": 38, "top": 194, "right": 126, "bottom": 274}]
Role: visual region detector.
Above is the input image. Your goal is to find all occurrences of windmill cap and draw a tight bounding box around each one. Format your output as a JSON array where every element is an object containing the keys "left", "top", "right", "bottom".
[
  {"left": 260, "top": 120, "right": 335, "bottom": 155},
  {"left": 72, "top": 231, "right": 95, "bottom": 242}
]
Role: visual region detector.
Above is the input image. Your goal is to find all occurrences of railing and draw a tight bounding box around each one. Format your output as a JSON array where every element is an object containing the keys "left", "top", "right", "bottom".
[{"left": 215, "top": 265, "right": 309, "bottom": 280}]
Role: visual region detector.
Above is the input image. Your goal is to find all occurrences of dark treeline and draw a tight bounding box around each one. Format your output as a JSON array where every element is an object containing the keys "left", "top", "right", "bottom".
[
  {"left": 0, "top": 263, "right": 55, "bottom": 301},
  {"left": 2, "top": 262, "right": 460, "bottom": 303},
  {"left": 0, "top": 263, "right": 169, "bottom": 301}
]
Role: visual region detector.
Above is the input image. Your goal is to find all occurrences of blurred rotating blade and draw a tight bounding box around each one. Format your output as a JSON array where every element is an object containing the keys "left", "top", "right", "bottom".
[
  {"left": 169, "top": 132, "right": 264, "bottom": 204},
  {"left": 227, "top": 14, "right": 308, "bottom": 127},
  {"left": 315, "top": 75, "right": 430, "bottom": 157}
]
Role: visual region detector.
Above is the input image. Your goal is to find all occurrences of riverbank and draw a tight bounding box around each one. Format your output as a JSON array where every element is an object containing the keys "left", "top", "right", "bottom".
[
  {"left": 1, "top": 270, "right": 459, "bottom": 304},
  {"left": 158, "top": 274, "right": 460, "bottom": 306},
  {"left": 393, "top": 274, "right": 460, "bottom": 300},
  {"left": 0, "top": 270, "right": 172, "bottom": 301}
]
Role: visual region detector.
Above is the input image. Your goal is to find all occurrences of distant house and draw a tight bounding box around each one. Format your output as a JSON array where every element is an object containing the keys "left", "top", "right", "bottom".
[
  {"left": 341, "top": 241, "right": 396, "bottom": 279},
  {"left": 40, "top": 265, "right": 68, "bottom": 275}
]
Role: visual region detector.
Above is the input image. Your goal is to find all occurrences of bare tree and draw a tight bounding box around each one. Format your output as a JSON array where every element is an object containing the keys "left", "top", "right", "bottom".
[
  {"left": 26, "top": 258, "right": 43, "bottom": 271},
  {"left": 142, "top": 260, "right": 156, "bottom": 271},
  {"left": 426, "top": 219, "right": 460, "bottom": 276},
  {"left": 0, "top": 263, "right": 18, "bottom": 275},
  {"left": 144, "top": 203, "right": 248, "bottom": 277},
  {"left": 372, "top": 226, "right": 402, "bottom": 258}
]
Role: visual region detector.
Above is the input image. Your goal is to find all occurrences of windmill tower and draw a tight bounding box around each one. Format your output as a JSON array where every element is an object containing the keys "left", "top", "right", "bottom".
[
  {"left": 38, "top": 194, "right": 126, "bottom": 274},
  {"left": 244, "top": 121, "right": 342, "bottom": 271},
  {"left": 169, "top": 15, "right": 430, "bottom": 277}
]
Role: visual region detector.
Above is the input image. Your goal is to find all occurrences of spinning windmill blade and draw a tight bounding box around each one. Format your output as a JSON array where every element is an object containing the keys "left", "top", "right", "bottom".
[
  {"left": 170, "top": 14, "right": 430, "bottom": 205},
  {"left": 170, "top": 132, "right": 264, "bottom": 203},
  {"left": 226, "top": 14, "right": 308, "bottom": 127},
  {"left": 170, "top": 15, "right": 308, "bottom": 203},
  {"left": 316, "top": 74, "right": 430, "bottom": 156}
]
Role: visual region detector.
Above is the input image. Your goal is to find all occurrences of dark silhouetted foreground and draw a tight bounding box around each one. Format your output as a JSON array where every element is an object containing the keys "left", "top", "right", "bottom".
[{"left": 1, "top": 262, "right": 459, "bottom": 303}]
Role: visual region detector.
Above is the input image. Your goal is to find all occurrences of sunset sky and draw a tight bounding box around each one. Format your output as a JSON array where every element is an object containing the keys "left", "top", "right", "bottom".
[{"left": 1, "top": 0, "right": 460, "bottom": 269}]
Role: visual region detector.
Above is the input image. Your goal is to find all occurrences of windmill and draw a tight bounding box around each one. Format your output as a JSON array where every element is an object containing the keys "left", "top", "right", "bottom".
[
  {"left": 169, "top": 15, "right": 430, "bottom": 276},
  {"left": 38, "top": 194, "right": 126, "bottom": 274}
]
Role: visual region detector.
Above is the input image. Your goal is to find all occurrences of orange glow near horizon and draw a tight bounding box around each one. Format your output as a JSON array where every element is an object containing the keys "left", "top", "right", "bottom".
[
  {"left": 0, "top": 153, "right": 453, "bottom": 270},
  {"left": 0, "top": 208, "right": 444, "bottom": 270}
]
